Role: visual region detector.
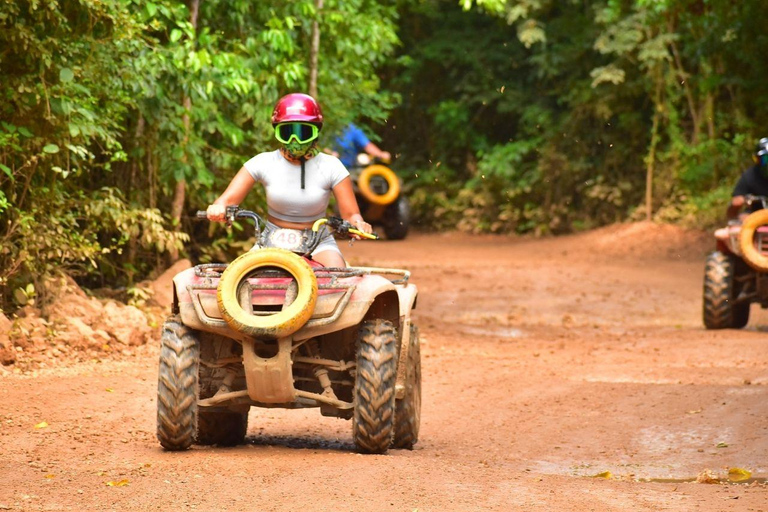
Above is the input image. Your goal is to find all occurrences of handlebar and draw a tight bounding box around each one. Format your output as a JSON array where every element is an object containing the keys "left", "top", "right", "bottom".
[
  {"left": 743, "top": 195, "right": 768, "bottom": 211},
  {"left": 196, "top": 206, "right": 379, "bottom": 241},
  {"left": 312, "top": 217, "right": 379, "bottom": 240}
]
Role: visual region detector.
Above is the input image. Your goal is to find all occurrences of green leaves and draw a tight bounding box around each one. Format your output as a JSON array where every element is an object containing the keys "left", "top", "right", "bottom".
[{"left": 59, "top": 68, "right": 74, "bottom": 83}]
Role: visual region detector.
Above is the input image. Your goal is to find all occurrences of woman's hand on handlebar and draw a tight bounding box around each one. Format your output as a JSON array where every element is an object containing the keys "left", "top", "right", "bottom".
[
  {"left": 348, "top": 215, "right": 372, "bottom": 240},
  {"left": 206, "top": 204, "right": 227, "bottom": 222}
]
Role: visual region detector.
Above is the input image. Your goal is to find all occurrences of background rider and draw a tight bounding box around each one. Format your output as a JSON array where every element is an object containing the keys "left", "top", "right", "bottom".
[
  {"left": 728, "top": 137, "right": 768, "bottom": 220},
  {"left": 330, "top": 123, "right": 391, "bottom": 168}
]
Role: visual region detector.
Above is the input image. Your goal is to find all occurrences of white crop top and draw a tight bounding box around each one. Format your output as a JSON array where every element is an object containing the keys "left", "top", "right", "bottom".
[{"left": 243, "top": 150, "right": 350, "bottom": 223}]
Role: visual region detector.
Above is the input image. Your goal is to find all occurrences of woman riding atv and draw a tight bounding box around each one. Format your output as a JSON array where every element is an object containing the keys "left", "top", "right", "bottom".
[{"left": 205, "top": 93, "right": 372, "bottom": 268}]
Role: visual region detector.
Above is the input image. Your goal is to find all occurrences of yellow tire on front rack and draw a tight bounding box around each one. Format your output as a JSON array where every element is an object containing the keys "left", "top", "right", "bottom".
[
  {"left": 358, "top": 165, "right": 400, "bottom": 206},
  {"left": 739, "top": 209, "right": 768, "bottom": 271},
  {"left": 217, "top": 249, "right": 318, "bottom": 338}
]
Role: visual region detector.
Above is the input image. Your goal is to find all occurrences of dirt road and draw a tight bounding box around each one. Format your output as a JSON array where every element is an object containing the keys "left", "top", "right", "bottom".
[{"left": 1, "top": 224, "right": 767, "bottom": 511}]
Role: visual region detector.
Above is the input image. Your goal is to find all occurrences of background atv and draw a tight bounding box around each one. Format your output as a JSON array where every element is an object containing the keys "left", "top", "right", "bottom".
[
  {"left": 156, "top": 207, "right": 421, "bottom": 454},
  {"left": 348, "top": 154, "right": 410, "bottom": 240},
  {"left": 703, "top": 196, "right": 768, "bottom": 329}
]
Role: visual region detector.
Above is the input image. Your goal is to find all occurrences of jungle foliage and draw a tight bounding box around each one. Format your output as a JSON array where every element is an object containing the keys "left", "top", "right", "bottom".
[
  {"left": 0, "top": 0, "right": 397, "bottom": 309},
  {"left": 387, "top": 0, "right": 766, "bottom": 234},
  {"left": 1, "top": 0, "right": 765, "bottom": 310}
]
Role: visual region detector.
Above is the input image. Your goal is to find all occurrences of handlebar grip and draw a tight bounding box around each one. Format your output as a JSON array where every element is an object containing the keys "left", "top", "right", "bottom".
[
  {"left": 196, "top": 210, "right": 208, "bottom": 219},
  {"left": 349, "top": 228, "right": 380, "bottom": 240}
]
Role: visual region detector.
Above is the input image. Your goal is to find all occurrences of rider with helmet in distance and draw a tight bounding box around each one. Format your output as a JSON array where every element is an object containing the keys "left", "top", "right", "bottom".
[
  {"left": 206, "top": 93, "right": 372, "bottom": 268},
  {"left": 332, "top": 123, "right": 391, "bottom": 169},
  {"left": 728, "top": 137, "right": 768, "bottom": 220}
]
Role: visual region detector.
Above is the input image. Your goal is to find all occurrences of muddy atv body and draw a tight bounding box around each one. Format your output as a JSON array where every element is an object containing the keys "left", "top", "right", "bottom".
[
  {"left": 704, "top": 199, "right": 768, "bottom": 329},
  {"left": 156, "top": 209, "right": 421, "bottom": 454},
  {"left": 348, "top": 155, "right": 410, "bottom": 240}
]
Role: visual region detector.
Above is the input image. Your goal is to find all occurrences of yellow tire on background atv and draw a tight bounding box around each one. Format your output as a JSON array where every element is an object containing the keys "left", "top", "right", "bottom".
[
  {"left": 359, "top": 165, "right": 400, "bottom": 206},
  {"left": 217, "top": 249, "right": 318, "bottom": 338},
  {"left": 739, "top": 209, "right": 768, "bottom": 271}
]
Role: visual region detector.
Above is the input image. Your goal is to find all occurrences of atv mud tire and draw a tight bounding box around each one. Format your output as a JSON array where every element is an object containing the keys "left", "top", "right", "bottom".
[
  {"left": 156, "top": 316, "right": 200, "bottom": 451},
  {"left": 703, "top": 251, "right": 750, "bottom": 329},
  {"left": 352, "top": 319, "right": 398, "bottom": 454},
  {"left": 384, "top": 196, "right": 410, "bottom": 240},
  {"left": 739, "top": 209, "right": 768, "bottom": 271},
  {"left": 359, "top": 165, "right": 400, "bottom": 206},
  {"left": 392, "top": 324, "right": 421, "bottom": 449},
  {"left": 217, "top": 248, "right": 318, "bottom": 338},
  {"left": 197, "top": 410, "right": 248, "bottom": 446}
]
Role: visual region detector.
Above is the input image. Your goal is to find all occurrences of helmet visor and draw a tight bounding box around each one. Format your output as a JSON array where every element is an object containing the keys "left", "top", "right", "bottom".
[{"left": 275, "top": 123, "right": 319, "bottom": 144}]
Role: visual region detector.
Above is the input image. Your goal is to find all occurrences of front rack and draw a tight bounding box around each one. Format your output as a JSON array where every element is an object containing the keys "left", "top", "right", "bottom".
[{"left": 194, "top": 263, "right": 410, "bottom": 285}]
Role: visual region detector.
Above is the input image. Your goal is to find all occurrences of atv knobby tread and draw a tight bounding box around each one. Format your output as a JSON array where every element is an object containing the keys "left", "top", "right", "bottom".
[
  {"left": 392, "top": 324, "right": 421, "bottom": 449},
  {"left": 703, "top": 251, "right": 749, "bottom": 329},
  {"left": 353, "top": 320, "right": 398, "bottom": 454},
  {"left": 156, "top": 316, "right": 200, "bottom": 450}
]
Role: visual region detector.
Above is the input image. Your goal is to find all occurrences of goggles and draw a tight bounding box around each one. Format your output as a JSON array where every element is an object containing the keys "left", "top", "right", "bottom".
[{"left": 275, "top": 122, "right": 319, "bottom": 144}]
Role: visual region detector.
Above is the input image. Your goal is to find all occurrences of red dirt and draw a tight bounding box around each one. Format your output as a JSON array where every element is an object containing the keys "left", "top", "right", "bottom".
[{"left": 1, "top": 222, "right": 767, "bottom": 511}]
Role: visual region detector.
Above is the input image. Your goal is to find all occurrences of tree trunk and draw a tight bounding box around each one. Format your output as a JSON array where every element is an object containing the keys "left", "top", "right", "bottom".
[
  {"left": 309, "top": 0, "right": 323, "bottom": 97},
  {"left": 646, "top": 75, "right": 663, "bottom": 222},
  {"left": 168, "top": 0, "right": 200, "bottom": 262},
  {"left": 127, "top": 113, "right": 145, "bottom": 284},
  {"left": 667, "top": 18, "right": 699, "bottom": 144}
]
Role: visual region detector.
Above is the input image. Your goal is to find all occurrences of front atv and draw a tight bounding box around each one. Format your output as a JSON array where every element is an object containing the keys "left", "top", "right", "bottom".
[
  {"left": 156, "top": 208, "right": 421, "bottom": 454},
  {"left": 704, "top": 196, "right": 768, "bottom": 329}
]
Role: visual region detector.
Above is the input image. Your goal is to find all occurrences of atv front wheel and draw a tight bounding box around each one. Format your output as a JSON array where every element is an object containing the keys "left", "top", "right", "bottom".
[
  {"left": 703, "top": 251, "right": 750, "bottom": 329},
  {"left": 156, "top": 316, "right": 200, "bottom": 450},
  {"left": 197, "top": 410, "right": 248, "bottom": 446},
  {"left": 353, "top": 320, "right": 398, "bottom": 454},
  {"left": 384, "top": 196, "right": 410, "bottom": 240},
  {"left": 392, "top": 324, "right": 421, "bottom": 449}
]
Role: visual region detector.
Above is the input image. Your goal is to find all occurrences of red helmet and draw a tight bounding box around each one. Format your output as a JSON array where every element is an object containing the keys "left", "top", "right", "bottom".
[{"left": 271, "top": 93, "right": 323, "bottom": 127}]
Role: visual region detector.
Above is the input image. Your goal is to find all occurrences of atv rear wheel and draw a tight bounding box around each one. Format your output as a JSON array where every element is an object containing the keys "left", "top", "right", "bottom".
[
  {"left": 703, "top": 251, "right": 750, "bottom": 329},
  {"left": 392, "top": 324, "right": 421, "bottom": 449},
  {"left": 156, "top": 316, "right": 200, "bottom": 451},
  {"left": 384, "top": 196, "right": 410, "bottom": 240},
  {"left": 352, "top": 320, "right": 398, "bottom": 454},
  {"left": 197, "top": 410, "right": 248, "bottom": 446}
]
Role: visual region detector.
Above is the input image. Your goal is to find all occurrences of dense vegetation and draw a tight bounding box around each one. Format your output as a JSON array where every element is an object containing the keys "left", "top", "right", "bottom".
[{"left": 1, "top": 0, "right": 765, "bottom": 310}]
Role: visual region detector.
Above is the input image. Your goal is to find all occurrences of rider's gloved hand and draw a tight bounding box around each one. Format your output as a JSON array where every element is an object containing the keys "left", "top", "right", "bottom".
[{"left": 206, "top": 204, "right": 227, "bottom": 222}]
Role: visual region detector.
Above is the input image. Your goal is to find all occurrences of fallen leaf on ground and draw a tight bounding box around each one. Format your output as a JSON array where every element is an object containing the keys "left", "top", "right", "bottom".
[
  {"left": 34, "top": 422, "right": 48, "bottom": 429},
  {"left": 728, "top": 467, "right": 752, "bottom": 482},
  {"left": 591, "top": 471, "right": 613, "bottom": 479},
  {"left": 105, "top": 388, "right": 114, "bottom": 393},
  {"left": 106, "top": 479, "right": 129, "bottom": 487},
  {"left": 716, "top": 442, "right": 728, "bottom": 448}
]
